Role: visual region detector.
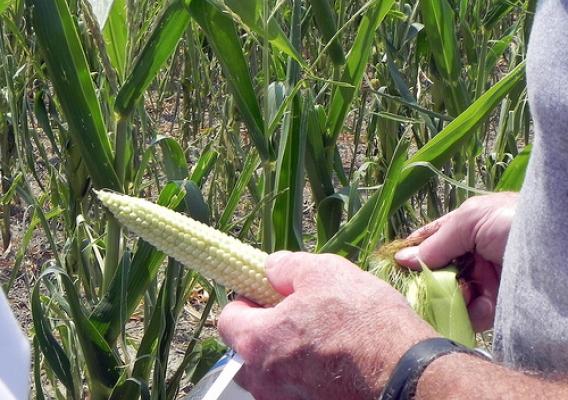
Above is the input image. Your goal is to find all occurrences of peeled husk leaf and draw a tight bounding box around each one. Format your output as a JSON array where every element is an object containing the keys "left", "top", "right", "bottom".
[{"left": 369, "top": 239, "right": 476, "bottom": 348}]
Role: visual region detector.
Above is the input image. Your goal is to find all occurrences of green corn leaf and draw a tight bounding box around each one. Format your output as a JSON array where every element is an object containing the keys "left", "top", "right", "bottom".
[
  {"left": 115, "top": 0, "right": 191, "bottom": 116},
  {"left": 326, "top": 0, "right": 396, "bottom": 146},
  {"left": 190, "top": 0, "right": 270, "bottom": 162},
  {"left": 32, "top": 89, "right": 61, "bottom": 158},
  {"left": 165, "top": 292, "right": 217, "bottom": 399},
  {"left": 190, "top": 146, "right": 219, "bottom": 188},
  {"left": 218, "top": 151, "right": 261, "bottom": 231},
  {"left": 483, "top": 0, "right": 519, "bottom": 29},
  {"left": 27, "top": 0, "right": 121, "bottom": 191},
  {"left": 320, "top": 135, "right": 408, "bottom": 256},
  {"left": 102, "top": 0, "right": 128, "bottom": 80},
  {"left": 321, "top": 62, "right": 526, "bottom": 255},
  {"left": 485, "top": 31, "right": 515, "bottom": 74},
  {"left": 306, "top": 97, "right": 342, "bottom": 247},
  {"left": 224, "top": 0, "right": 305, "bottom": 66},
  {"left": 273, "top": 92, "right": 307, "bottom": 251},
  {"left": 151, "top": 258, "right": 184, "bottom": 398},
  {"left": 359, "top": 136, "right": 409, "bottom": 264},
  {"left": 109, "top": 304, "right": 165, "bottom": 400},
  {"left": 305, "top": 101, "right": 335, "bottom": 206},
  {"left": 497, "top": 144, "right": 532, "bottom": 192},
  {"left": 308, "top": 0, "right": 345, "bottom": 65},
  {"left": 155, "top": 136, "right": 189, "bottom": 181},
  {"left": 0, "top": 0, "right": 14, "bottom": 14},
  {"left": 32, "top": 338, "right": 47, "bottom": 400},
  {"left": 420, "top": 0, "right": 469, "bottom": 115},
  {"left": 32, "top": 286, "right": 77, "bottom": 395},
  {"left": 36, "top": 268, "right": 121, "bottom": 399},
  {"left": 394, "top": 62, "right": 526, "bottom": 206},
  {"left": 181, "top": 180, "right": 211, "bottom": 225},
  {"left": 315, "top": 190, "right": 348, "bottom": 250},
  {"left": 188, "top": 338, "right": 227, "bottom": 384},
  {"left": 420, "top": 0, "right": 461, "bottom": 83},
  {"left": 272, "top": 0, "right": 305, "bottom": 251}
]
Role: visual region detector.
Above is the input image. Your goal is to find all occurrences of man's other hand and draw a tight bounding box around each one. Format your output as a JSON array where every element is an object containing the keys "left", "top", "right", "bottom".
[{"left": 395, "top": 192, "right": 518, "bottom": 332}]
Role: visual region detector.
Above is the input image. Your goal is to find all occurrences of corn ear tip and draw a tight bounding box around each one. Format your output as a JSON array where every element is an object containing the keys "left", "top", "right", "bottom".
[
  {"left": 95, "top": 189, "right": 119, "bottom": 203},
  {"left": 94, "top": 188, "right": 109, "bottom": 200}
]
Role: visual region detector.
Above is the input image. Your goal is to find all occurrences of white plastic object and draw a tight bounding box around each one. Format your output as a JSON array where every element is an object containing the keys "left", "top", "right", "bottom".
[
  {"left": 0, "top": 290, "right": 30, "bottom": 399},
  {"left": 185, "top": 352, "right": 254, "bottom": 400}
]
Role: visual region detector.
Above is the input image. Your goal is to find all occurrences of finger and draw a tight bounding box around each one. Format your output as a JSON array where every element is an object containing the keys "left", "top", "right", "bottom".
[
  {"left": 394, "top": 246, "right": 421, "bottom": 268},
  {"left": 266, "top": 252, "right": 349, "bottom": 295},
  {"left": 468, "top": 296, "right": 495, "bottom": 332},
  {"left": 217, "top": 298, "right": 268, "bottom": 349},
  {"left": 234, "top": 367, "right": 290, "bottom": 400},
  {"left": 460, "top": 281, "right": 473, "bottom": 305},
  {"left": 464, "top": 256, "right": 499, "bottom": 332},
  {"left": 406, "top": 212, "right": 453, "bottom": 241},
  {"left": 395, "top": 213, "right": 458, "bottom": 269},
  {"left": 234, "top": 295, "right": 260, "bottom": 307},
  {"left": 234, "top": 365, "right": 255, "bottom": 394},
  {"left": 467, "top": 255, "right": 499, "bottom": 301},
  {"left": 398, "top": 216, "right": 475, "bottom": 269},
  {"left": 233, "top": 363, "right": 254, "bottom": 393}
]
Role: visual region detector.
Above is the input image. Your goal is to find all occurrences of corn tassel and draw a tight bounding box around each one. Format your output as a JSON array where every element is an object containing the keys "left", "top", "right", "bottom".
[{"left": 96, "top": 190, "right": 283, "bottom": 306}]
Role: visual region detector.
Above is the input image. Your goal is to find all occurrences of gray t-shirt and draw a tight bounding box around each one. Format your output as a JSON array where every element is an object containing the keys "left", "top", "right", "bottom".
[{"left": 493, "top": 0, "right": 568, "bottom": 375}]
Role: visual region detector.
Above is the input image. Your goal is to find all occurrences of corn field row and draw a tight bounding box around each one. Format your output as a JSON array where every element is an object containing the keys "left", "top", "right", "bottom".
[{"left": 0, "top": 0, "right": 533, "bottom": 398}]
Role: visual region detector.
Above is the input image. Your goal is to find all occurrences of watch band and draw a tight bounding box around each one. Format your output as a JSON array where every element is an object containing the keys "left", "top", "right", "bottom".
[{"left": 379, "top": 337, "right": 490, "bottom": 400}]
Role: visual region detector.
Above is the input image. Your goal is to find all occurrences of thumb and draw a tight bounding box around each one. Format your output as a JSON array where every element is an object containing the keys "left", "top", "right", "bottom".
[
  {"left": 396, "top": 219, "right": 472, "bottom": 269},
  {"left": 218, "top": 297, "right": 269, "bottom": 349}
]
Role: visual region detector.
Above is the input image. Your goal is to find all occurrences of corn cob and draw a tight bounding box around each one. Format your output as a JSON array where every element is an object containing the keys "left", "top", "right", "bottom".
[{"left": 96, "top": 190, "right": 283, "bottom": 306}]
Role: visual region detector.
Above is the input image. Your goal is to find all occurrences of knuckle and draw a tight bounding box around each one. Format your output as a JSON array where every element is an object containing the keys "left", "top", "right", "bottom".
[
  {"left": 237, "top": 335, "right": 261, "bottom": 358},
  {"left": 232, "top": 327, "right": 270, "bottom": 363},
  {"left": 460, "top": 197, "right": 477, "bottom": 211},
  {"left": 216, "top": 312, "right": 232, "bottom": 339},
  {"left": 318, "top": 253, "right": 355, "bottom": 271},
  {"left": 217, "top": 304, "right": 239, "bottom": 334}
]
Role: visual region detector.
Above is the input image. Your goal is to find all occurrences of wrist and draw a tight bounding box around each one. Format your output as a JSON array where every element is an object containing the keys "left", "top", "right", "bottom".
[
  {"left": 415, "top": 352, "right": 474, "bottom": 399},
  {"left": 371, "top": 312, "right": 437, "bottom": 389},
  {"left": 379, "top": 338, "right": 489, "bottom": 400},
  {"left": 354, "top": 318, "right": 436, "bottom": 398}
]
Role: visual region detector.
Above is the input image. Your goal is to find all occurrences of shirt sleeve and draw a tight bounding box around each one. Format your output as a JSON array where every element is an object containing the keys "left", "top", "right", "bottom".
[{"left": 0, "top": 290, "right": 30, "bottom": 399}]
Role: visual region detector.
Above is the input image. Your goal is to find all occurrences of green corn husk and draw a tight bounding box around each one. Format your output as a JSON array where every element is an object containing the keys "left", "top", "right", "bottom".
[{"left": 369, "top": 239, "right": 476, "bottom": 348}]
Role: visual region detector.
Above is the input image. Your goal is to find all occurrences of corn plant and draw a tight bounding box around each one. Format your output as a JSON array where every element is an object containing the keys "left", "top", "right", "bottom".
[{"left": 0, "top": 0, "right": 535, "bottom": 398}]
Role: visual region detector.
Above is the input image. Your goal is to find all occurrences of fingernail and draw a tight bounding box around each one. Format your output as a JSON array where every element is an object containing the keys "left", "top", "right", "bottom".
[
  {"left": 266, "top": 250, "right": 292, "bottom": 269},
  {"left": 394, "top": 246, "right": 419, "bottom": 264}
]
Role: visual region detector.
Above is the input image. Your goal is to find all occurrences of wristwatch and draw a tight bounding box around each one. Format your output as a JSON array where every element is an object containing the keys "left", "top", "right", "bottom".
[{"left": 379, "top": 337, "right": 491, "bottom": 400}]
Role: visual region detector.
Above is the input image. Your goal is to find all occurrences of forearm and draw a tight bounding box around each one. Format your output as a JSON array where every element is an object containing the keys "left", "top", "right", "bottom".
[{"left": 416, "top": 353, "right": 568, "bottom": 399}]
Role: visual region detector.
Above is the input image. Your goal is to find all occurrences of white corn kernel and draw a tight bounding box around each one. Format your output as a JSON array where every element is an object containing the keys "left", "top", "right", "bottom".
[{"left": 96, "top": 190, "right": 283, "bottom": 306}]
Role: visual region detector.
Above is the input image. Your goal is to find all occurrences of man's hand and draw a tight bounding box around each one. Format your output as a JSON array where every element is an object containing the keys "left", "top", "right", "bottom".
[
  {"left": 395, "top": 192, "right": 518, "bottom": 332},
  {"left": 218, "top": 252, "right": 436, "bottom": 400}
]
